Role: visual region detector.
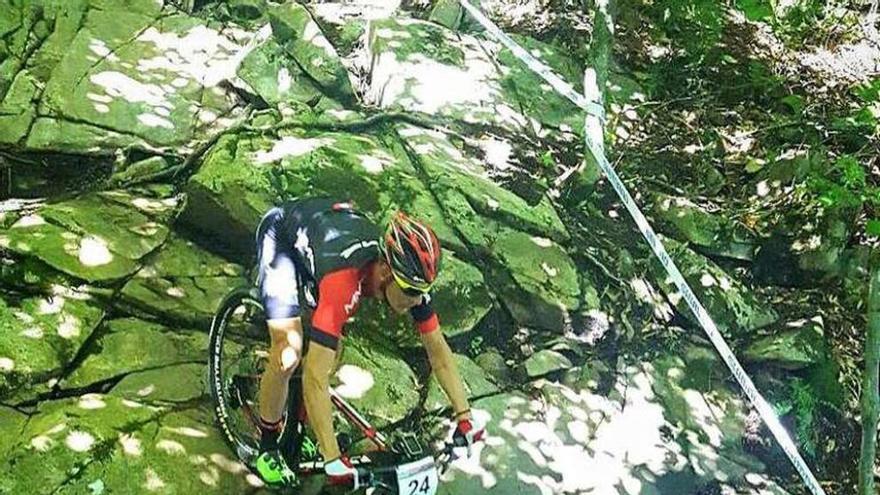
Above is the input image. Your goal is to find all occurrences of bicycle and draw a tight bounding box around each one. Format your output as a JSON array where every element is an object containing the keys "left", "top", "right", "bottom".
[{"left": 208, "top": 285, "right": 461, "bottom": 494}]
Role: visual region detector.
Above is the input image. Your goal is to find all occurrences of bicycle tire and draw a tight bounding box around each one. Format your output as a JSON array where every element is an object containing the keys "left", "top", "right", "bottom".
[{"left": 208, "top": 286, "right": 267, "bottom": 466}]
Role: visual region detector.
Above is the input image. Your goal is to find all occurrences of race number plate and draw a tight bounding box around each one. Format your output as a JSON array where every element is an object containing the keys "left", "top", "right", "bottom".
[{"left": 395, "top": 456, "right": 438, "bottom": 495}]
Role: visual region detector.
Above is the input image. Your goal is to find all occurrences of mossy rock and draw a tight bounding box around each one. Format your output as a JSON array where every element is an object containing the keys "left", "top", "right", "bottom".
[
  {"left": 268, "top": 2, "right": 355, "bottom": 103},
  {"left": 649, "top": 345, "right": 769, "bottom": 483},
  {"left": 30, "top": 8, "right": 241, "bottom": 154},
  {"left": 0, "top": 406, "right": 27, "bottom": 460},
  {"left": 366, "top": 18, "right": 523, "bottom": 129},
  {"left": 423, "top": 353, "right": 498, "bottom": 413},
  {"left": 110, "top": 363, "right": 208, "bottom": 404},
  {"left": 68, "top": 408, "right": 257, "bottom": 494},
  {"left": 0, "top": 69, "right": 38, "bottom": 145},
  {"left": 0, "top": 292, "right": 105, "bottom": 401},
  {"left": 61, "top": 318, "right": 207, "bottom": 390},
  {"left": 743, "top": 318, "right": 829, "bottom": 370},
  {"left": 398, "top": 124, "right": 568, "bottom": 242},
  {"left": 334, "top": 333, "right": 420, "bottom": 428},
  {"left": 182, "top": 127, "right": 462, "bottom": 257},
  {"left": 651, "top": 193, "right": 756, "bottom": 261},
  {"left": 488, "top": 224, "right": 580, "bottom": 331},
  {"left": 0, "top": 394, "right": 162, "bottom": 494},
  {"left": 118, "top": 234, "right": 246, "bottom": 328},
  {"left": 0, "top": 193, "right": 170, "bottom": 283},
  {"left": 0, "top": 399, "right": 255, "bottom": 494},
  {"left": 523, "top": 349, "right": 573, "bottom": 378},
  {"left": 496, "top": 34, "right": 584, "bottom": 135},
  {"left": 649, "top": 238, "right": 778, "bottom": 336},
  {"left": 237, "top": 36, "right": 324, "bottom": 108}
]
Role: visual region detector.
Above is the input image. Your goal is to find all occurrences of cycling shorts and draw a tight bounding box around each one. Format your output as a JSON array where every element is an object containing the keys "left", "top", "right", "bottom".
[{"left": 255, "top": 207, "right": 302, "bottom": 321}]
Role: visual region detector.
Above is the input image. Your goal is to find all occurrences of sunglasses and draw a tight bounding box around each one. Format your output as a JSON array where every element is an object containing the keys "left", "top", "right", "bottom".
[{"left": 391, "top": 271, "right": 431, "bottom": 297}]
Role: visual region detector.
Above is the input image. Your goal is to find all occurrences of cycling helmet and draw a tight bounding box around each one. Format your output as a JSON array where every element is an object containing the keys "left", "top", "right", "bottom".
[{"left": 380, "top": 211, "right": 441, "bottom": 294}]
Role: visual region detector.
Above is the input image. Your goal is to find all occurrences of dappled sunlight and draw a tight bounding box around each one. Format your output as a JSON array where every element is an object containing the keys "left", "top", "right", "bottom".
[
  {"left": 131, "top": 197, "right": 178, "bottom": 213},
  {"left": 20, "top": 327, "right": 43, "bottom": 339},
  {"left": 57, "top": 313, "right": 82, "bottom": 340},
  {"left": 245, "top": 473, "right": 264, "bottom": 487},
  {"left": 199, "top": 465, "right": 220, "bottom": 487},
  {"left": 78, "top": 394, "right": 107, "bottom": 410},
  {"left": 367, "top": 24, "right": 522, "bottom": 124},
  {"left": 136, "top": 26, "right": 242, "bottom": 87},
  {"left": 164, "top": 426, "right": 209, "bottom": 438},
  {"left": 629, "top": 277, "right": 674, "bottom": 321},
  {"left": 313, "top": 0, "right": 401, "bottom": 23},
  {"left": 30, "top": 435, "right": 53, "bottom": 452},
  {"left": 78, "top": 236, "right": 113, "bottom": 267},
  {"left": 442, "top": 362, "right": 765, "bottom": 494},
  {"left": 122, "top": 399, "right": 146, "bottom": 409},
  {"left": 156, "top": 439, "right": 187, "bottom": 455},
  {"left": 474, "top": 135, "right": 514, "bottom": 172},
  {"left": 359, "top": 152, "right": 394, "bottom": 173},
  {"left": 530, "top": 236, "right": 552, "bottom": 248},
  {"left": 38, "top": 296, "right": 65, "bottom": 315},
  {"left": 130, "top": 221, "right": 163, "bottom": 237},
  {"left": 137, "top": 384, "right": 156, "bottom": 397},
  {"left": 254, "top": 136, "right": 335, "bottom": 164},
  {"left": 51, "top": 284, "right": 93, "bottom": 301},
  {"left": 65, "top": 431, "right": 95, "bottom": 452},
  {"left": 30, "top": 423, "right": 67, "bottom": 452},
  {"left": 144, "top": 468, "right": 166, "bottom": 491},
  {"left": 165, "top": 286, "right": 186, "bottom": 298},
  {"left": 12, "top": 214, "right": 46, "bottom": 228},
  {"left": 302, "top": 18, "right": 337, "bottom": 58},
  {"left": 119, "top": 433, "right": 143, "bottom": 457},
  {"left": 334, "top": 364, "right": 375, "bottom": 399},
  {"left": 210, "top": 453, "right": 249, "bottom": 474},
  {"left": 90, "top": 71, "right": 172, "bottom": 112}
]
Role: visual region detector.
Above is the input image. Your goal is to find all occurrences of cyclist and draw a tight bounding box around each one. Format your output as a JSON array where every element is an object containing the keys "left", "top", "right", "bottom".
[{"left": 252, "top": 197, "right": 486, "bottom": 488}]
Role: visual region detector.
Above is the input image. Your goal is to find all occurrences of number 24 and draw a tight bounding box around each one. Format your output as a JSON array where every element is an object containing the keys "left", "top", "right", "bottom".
[{"left": 407, "top": 475, "right": 431, "bottom": 495}]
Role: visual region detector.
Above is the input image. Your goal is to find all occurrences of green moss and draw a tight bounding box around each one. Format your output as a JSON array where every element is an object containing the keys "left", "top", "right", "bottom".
[
  {"left": 336, "top": 333, "right": 420, "bottom": 427},
  {"left": 370, "top": 19, "right": 465, "bottom": 67},
  {"left": 62, "top": 318, "right": 207, "bottom": 389},
  {"left": 0, "top": 294, "right": 104, "bottom": 400}
]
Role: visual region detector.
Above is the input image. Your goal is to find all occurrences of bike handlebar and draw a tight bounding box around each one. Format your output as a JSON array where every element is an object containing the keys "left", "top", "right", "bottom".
[{"left": 340, "top": 441, "right": 462, "bottom": 491}]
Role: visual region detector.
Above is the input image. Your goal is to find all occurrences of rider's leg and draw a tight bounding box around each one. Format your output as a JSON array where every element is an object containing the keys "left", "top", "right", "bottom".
[
  {"left": 258, "top": 316, "right": 304, "bottom": 439},
  {"left": 252, "top": 209, "right": 301, "bottom": 486},
  {"left": 254, "top": 207, "right": 302, "bottom": 447}
]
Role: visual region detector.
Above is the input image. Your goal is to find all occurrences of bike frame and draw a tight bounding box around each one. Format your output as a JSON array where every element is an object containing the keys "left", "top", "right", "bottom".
[{"left": 329, "top": 388, "right": 390, "bottom": 451}]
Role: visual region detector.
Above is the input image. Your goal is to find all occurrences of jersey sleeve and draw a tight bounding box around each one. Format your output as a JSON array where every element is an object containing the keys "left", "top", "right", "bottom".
[
  {"left": 311, "top": 267, "right": 363, "bottom": 349},
  {"left": 410, "top": 294, "right": 439, "bottom": 334}
]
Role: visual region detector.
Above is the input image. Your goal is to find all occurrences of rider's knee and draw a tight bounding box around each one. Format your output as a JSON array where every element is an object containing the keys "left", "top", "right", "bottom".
[
  {"left": 268, "top": 342, "right": 300, "bottom": 376},
  {"left": 267, "top": 319, "right": 303, "bottom": 376}
]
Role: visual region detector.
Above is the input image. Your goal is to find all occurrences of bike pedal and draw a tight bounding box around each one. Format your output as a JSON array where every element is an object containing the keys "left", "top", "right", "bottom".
[{"left": 336, "top": 432, "right": 352, "bottom": 454}]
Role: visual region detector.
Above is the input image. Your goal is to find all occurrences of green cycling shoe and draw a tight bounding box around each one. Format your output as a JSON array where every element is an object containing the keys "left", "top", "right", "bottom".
[{"left": 254, "top": 449, "right": 297, "bottom": 487}]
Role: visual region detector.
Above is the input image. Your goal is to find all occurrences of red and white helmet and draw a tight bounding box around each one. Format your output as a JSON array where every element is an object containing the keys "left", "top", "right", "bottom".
[{"left": 380, "top": 211, "right": 441, "bottom": 294}]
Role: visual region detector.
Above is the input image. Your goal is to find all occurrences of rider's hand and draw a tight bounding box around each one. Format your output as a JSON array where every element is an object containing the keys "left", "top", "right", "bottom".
[
  {"left": 452, "top": 418, "right": 485, "bottom": 457},
  {"left": 325, "top": 456, "right": 360, "bottom": 489}
]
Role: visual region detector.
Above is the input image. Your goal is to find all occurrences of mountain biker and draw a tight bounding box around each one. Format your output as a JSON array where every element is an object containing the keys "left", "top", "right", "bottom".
[{"left": 252, "top": 197, "right": 486, "bottom": 488}]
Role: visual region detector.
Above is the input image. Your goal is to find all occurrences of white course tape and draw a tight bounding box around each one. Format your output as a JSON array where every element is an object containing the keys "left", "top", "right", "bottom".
[
  {"left": 457, "top": 0, "right": 605, "bottom": 121},
  {"left": 458, "top": 2, "right": 827, "bottom": 494}
]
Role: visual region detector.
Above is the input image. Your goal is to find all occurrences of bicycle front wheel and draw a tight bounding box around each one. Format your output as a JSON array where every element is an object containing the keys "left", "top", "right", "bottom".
[{"left": 208, "top": 286, "right": 268, "bottom": 466}]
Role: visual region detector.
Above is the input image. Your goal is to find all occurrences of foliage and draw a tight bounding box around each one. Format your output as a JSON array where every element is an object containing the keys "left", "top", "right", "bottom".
[
  {"left": 773, "top": 377, "right": 821, "bottom": 456},
  {"left": 735, "top": 0, "right": 861, "bottom": 47},
  {"left": 642, "top": 0, "right": 726, "bottom": 64}
]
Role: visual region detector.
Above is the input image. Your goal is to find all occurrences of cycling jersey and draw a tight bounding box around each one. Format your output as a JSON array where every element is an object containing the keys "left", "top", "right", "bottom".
[{"left": 255, "top": 197, "right": 439, "bottom": 349}]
